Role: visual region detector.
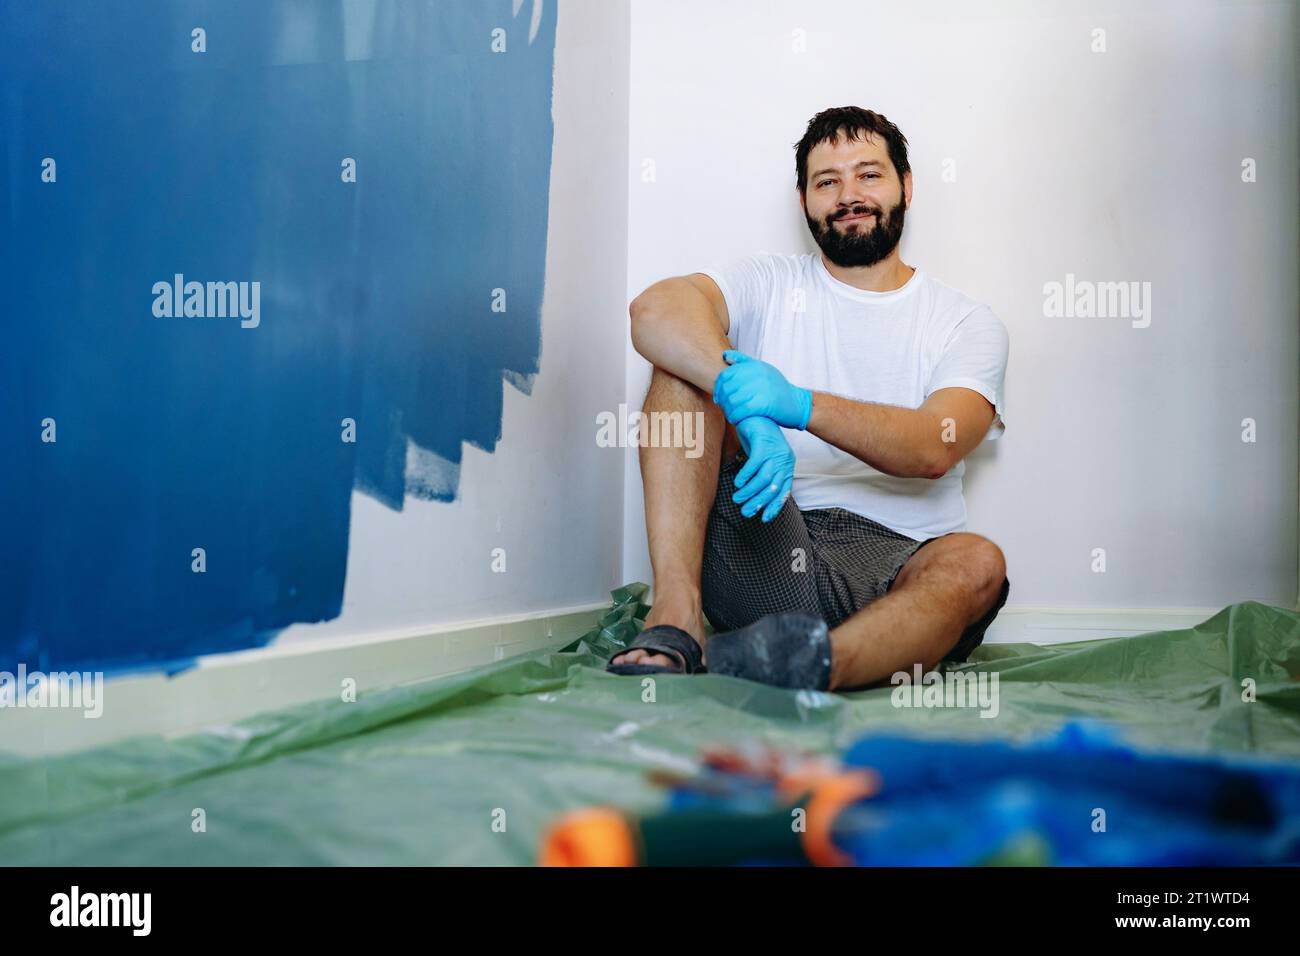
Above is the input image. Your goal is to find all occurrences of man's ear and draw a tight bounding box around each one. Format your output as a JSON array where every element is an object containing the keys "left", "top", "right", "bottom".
[{"left": 903, "top": 169, "right": 913, "bottom": 209}]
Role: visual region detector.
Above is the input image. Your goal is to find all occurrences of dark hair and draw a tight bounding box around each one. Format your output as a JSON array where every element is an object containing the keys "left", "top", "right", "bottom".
[{"left": 794, "top": 106, "right": 910, "bottom": 196}]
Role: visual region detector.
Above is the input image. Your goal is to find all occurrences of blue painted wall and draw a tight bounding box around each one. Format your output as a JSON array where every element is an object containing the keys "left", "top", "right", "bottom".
[{"left": 1, "top": 1, "right": 556, "bottom": 673}]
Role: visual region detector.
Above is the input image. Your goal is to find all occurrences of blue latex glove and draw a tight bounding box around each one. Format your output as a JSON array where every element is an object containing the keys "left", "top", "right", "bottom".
[
  {"left": 733, "top": 416, "right": 796, "bottom": 523},
  {"left": 713, "top": 350, "right": 813, "bottom": 430}
]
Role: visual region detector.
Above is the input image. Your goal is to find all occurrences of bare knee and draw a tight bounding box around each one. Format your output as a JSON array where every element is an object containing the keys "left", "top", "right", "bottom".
[
  {"left": 945, "top": 535, "right": 1006, "bottom": 608},
  {"left": 897, "top": 532, "right": 1005, "bottom": 600}
]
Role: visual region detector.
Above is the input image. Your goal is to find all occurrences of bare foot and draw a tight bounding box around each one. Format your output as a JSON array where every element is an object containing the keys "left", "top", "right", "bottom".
[{"left": 609, "top": 602, "right": 707, "bottom": 671}]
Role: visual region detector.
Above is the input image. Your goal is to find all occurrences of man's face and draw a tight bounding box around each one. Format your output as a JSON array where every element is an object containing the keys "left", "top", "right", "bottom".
[{"left": 801, "top": 133, "right": 909, "bottom": 268}]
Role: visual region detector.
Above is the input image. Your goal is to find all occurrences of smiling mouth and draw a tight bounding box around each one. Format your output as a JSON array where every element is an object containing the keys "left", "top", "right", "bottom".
[{"left": 836, "top": 213, "right": 875, "bottom": 223}]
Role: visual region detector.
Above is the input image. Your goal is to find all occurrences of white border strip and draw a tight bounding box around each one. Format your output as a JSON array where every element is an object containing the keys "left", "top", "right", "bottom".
[{"left": 2, "top": 603, "right": 608, "bottom": 758}]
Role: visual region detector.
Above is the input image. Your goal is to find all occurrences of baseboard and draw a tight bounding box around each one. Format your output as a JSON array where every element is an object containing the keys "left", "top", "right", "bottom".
[
  {"left": 983, "top": 605, "right": 1225, "bottom": 646},
  {"left": 0, "top": 602, "right": 607, "bottom": 759}
]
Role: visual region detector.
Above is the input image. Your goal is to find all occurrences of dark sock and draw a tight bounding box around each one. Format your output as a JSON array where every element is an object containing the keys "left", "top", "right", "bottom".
[{"left": 704, "top": 612, "right": 831, "bottom": 690}]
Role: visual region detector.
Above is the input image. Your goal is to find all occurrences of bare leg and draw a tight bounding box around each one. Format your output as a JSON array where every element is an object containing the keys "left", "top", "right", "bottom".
[
  {"left": 610, "top": 367, "right": 733, "bottom": 668},
  {"left": 827, "top": 533, "right": 1007, "bottom": 691}
]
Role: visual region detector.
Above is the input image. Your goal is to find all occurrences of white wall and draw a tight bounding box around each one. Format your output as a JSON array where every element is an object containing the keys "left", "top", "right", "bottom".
[
  {"left": 624, "top": 0, "right": 1298, "bottom": 612},
  {"left": 278, "top": 0, "right": 630, "bottom": 646}
]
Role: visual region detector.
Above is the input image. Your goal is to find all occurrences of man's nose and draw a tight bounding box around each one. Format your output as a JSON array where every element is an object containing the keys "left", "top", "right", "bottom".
[{"left": 837, "top": 183, "right": 870, "bottom": 209}]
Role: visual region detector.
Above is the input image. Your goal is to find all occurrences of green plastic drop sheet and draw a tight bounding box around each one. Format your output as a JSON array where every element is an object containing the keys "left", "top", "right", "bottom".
[{"left": 1, "top": 599, "right": 1298, "bottom": 865}]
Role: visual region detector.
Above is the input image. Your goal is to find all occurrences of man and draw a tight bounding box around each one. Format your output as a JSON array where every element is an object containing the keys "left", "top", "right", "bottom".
[{"left": 607, "top": 106, "right": 1011, "bottom": 692}]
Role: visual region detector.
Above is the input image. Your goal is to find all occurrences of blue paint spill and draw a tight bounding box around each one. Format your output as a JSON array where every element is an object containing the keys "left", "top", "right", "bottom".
[{"left": 0, "top": 1, "right": 555, "bottom": 674}]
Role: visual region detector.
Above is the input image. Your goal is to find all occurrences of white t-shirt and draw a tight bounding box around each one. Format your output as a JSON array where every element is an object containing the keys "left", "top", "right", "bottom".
[{"left": 699, "top": 252, "right": 1009, "bottom": 541}]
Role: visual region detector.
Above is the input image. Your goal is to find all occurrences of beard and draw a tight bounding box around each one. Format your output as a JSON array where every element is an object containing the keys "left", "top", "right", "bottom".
[{"left": 804, "top": 195, "right": 907, "bottom": 268}]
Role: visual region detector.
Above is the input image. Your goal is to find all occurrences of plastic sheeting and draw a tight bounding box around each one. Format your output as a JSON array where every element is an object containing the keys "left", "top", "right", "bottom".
[{"left": 1, "top": 598, "right": 1297, "bottom": 865}]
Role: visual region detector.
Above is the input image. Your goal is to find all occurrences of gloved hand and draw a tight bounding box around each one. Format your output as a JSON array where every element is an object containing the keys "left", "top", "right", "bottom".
[
  {"left": 713, "top": 350, "right": 813, "bottom": 430},
  {"left": 733, "top": 416, "right": 796, "bottom": 523}
]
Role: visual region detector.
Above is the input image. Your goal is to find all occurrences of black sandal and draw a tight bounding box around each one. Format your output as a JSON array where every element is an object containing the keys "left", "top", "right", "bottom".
[{"left": 605, "top": 625, "right": 704, "bottom": 676}]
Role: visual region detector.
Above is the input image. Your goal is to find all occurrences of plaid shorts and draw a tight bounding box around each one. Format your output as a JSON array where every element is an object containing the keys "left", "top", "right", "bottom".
[{"left": 700, "top": 455, "right": 1009, "bottom": 663}]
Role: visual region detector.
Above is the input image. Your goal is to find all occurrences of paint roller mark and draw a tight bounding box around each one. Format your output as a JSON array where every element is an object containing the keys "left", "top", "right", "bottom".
[
  {"left": 513, "top": 0, "right": 545, "bottom": 45},
  {"left": 0, "top": 0, "right": 556, "bottom": 674}
]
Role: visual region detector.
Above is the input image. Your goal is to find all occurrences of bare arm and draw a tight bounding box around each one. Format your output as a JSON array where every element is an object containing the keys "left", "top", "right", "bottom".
[
  {"left": 806, "top": 387, "right": 996, "bottom": 479},
  {"left": 629, "top": 274, "right": 731, "bottom": 392},
  {"left": 633, "top": 277, "right": 997, "bottom": 479}
]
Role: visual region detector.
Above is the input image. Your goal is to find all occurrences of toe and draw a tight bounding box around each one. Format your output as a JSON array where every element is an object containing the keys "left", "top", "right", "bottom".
[{"left": 609, "top": 649, "right": 680, "bottom": 670}]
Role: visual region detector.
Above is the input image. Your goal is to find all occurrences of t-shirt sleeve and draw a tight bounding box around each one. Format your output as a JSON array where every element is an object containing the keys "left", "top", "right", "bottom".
[
  {"left": 926, "top": 305, "right": 1010, "bottom": 441},
  {"left": 695, "top": 253, "right": 775, "bottom": 354}
]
